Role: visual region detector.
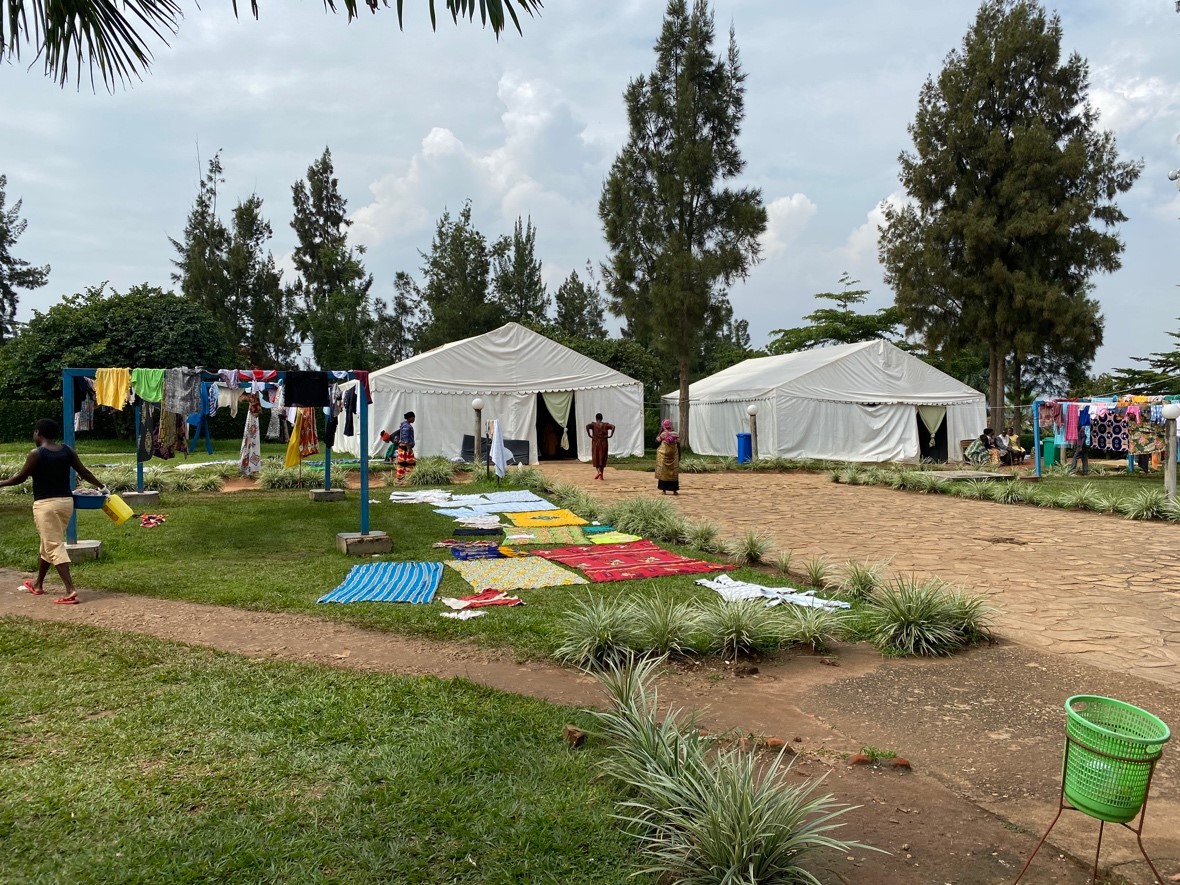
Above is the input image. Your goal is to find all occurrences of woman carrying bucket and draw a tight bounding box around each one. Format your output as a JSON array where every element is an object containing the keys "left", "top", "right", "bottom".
[{"left": 0, "top": 418, "right": 106, "bottom": 604}]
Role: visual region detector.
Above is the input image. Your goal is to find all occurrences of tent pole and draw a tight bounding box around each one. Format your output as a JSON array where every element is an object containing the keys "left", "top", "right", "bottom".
[
  {"left": 135, "top": 400, "right": 144, "bottom": 492},
  {"left": 63, "top": 369, "right": 78, "bottom": 544}
]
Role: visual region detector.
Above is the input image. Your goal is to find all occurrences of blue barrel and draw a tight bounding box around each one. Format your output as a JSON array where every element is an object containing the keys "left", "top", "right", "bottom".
[{"left": 736, "top": 432, "right": 752, "bottom": 464}]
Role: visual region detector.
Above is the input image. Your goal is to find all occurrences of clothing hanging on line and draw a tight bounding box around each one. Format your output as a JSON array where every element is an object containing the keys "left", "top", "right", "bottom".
[
  {"left": 284, "top": 371, "right": 331, "bottom": 408},
  {"left": 164, "top": 367, "right": 202, "bottom": 415},
  {"left": 130, "top": 368, "right": 165, "bottom": 404},
  {"left": 95, "top": 368, "right": 132, "bottom": 409}
]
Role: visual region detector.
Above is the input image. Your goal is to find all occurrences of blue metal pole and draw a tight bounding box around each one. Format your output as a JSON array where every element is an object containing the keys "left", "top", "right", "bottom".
[
  {"left": 63, "top": 370, "right": 77, "bottom": 543},
  {"left": 135, "top": 400, "right": 144, "bottom": 493},
  {"left": 359, "top": 382, "right": 370, "bottom": 535},
  {"left": 1032, "top": 398, "right": 1042, "bottom": 478},
  {"left": 324, "top": 442, "right": 332, "bottom": 491}
]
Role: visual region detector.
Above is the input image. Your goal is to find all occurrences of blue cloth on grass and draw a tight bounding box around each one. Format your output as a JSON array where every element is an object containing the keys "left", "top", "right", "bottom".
[{"left": 317, "top": 561, "right": 443, "bottom": 604}]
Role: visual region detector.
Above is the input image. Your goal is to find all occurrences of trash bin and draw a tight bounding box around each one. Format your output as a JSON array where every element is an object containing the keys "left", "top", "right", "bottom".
[
  {"left": 1063, "top": 695, "right": 1170, "bottom": 823},
  {"left": 736, "top": 432, "right": 752, "bottom": 464},
  {"left": 1042, "top": 438, "right": 1055, "bottom": 467}
]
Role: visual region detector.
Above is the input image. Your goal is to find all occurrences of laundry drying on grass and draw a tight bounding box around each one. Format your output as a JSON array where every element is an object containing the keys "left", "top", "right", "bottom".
[
  {"left": 695, "top": 574, "right": 851, "bottom": 611},
  {"left": 530, "top": 539, "right": 734, "bottom": 583},
  {"left": 500, "top": 526, "right": 590, "bottom": 546},
  {"left": 446, "top": 557, "right": 587, "bottom": 592},
  {"left": 507, "top": 509, "right": 589, "bottom": 528},
  {"left": 439, "top": 589, "right": 525, "bottom": 610},
  {"left": 317, "top": 561, "right": 444, "bottom": 604}
]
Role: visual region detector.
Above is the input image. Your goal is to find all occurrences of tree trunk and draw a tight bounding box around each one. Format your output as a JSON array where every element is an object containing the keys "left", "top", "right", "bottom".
[
  {"left": 1011, "top": 359, "right": 1023, "bottom": 435},
  {"left": 678, "top": 352, "right": 691, "bottom": 453},
  {"left": 987, "top": 345, "right": 1005, "bottom": 432}
]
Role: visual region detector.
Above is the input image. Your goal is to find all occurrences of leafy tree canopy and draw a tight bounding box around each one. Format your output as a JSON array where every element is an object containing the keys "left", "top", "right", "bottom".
[
  {"left": 0, "top": 174, "right": 50, "bottom": 342},
  {"left": 492, "top": 216, "right": 549, "bottom": 326},
  {"left": 0, "top": 283, "right": 235, "bottom": 399},
  {"left": 766, "top": 273, "right": 901, "bottom": 355},
  {"left": 2, "top": 0, "right": 543, "bottom": 90},
  {"left": 552, "top": 264, "right": 606, "bottom": 340}
]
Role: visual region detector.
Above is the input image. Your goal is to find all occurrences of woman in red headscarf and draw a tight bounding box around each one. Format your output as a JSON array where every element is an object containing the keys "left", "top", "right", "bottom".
[{"left": 654, "top": 419, "right": 680, "bottom": 495}]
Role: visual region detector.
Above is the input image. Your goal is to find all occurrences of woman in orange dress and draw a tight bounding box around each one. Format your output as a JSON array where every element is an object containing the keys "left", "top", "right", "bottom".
[{"left": 585, "top": 413, "right": 615, "bottom": 480}]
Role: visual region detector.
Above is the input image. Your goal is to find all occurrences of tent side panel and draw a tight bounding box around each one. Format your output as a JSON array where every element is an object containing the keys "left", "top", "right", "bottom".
[
  {"left": 574, "top": 384, "right": 645, "bottom": 461},
  {"left": 946, "top": 400, "right": 987, "bottom": 463},
  {"left": 776, "top": 399, "right": 918, "bottom": 462}
]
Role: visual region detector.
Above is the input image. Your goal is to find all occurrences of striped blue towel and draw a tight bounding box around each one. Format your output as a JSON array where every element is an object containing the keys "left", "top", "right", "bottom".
[{"left": 317, "top": 561, "right": 444, "bottom": 604}]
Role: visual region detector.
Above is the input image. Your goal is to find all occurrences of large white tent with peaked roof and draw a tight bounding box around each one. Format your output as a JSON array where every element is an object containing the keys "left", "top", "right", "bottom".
[
  {"left": 333, "top": 322, "right": 644, "bottom": 462},
  {"left": 661, "top": 340, "right": 986, "bottom": 463}
]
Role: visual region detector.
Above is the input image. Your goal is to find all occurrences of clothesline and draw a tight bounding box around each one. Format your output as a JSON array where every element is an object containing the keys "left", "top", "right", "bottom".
[{"left": 1031, "top": 394, "right": 1180, "bottom": 477}]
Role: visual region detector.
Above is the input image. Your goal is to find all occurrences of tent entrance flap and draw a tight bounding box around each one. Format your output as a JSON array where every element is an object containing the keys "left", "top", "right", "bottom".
[
  {"left": 917, "top": 407, "right": 949, "bottom": 462},
  {"left": 537, "top": 392, "right": 578, "bottom": 460}
]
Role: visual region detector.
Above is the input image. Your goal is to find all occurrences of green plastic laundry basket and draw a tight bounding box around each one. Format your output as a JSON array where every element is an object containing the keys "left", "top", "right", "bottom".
[{"left": 1063, "top": 695, "right": 1170, "bottom": 824}]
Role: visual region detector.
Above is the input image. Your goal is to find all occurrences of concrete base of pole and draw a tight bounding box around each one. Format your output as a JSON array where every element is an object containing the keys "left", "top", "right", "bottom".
[
  {"left": 335, "top": 531, "right": 391, "bottom": 555},
  {"left": 121, "top": 491, "right": 161, "bottom": 511},
  {"left": 310, "top": 489, "right": 346, "bottom": 503},
  {"left": 66, "top": 540, "right": 103, "bottom": 563}
]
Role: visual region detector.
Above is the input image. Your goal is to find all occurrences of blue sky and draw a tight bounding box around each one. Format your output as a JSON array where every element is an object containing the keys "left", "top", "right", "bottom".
[{"left": 4, "top": 0, "right": 1180, "bottom": 372}]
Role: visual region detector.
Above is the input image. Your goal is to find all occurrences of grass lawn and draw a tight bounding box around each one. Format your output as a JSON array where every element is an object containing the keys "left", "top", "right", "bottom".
[
  {"left": 0, "top": 481, "right": 772, "bottom": 658},
  {"left": 0, "top": 438, "right": 290, "bottom": 466},
  {"left": 0, "top": 619, "right": 640, "bottom": 884}
]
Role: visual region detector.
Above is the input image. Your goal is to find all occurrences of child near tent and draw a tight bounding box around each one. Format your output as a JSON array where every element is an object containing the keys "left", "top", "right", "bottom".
[{"left": 380, "top": 430, "right": 396, "bottom": 463}]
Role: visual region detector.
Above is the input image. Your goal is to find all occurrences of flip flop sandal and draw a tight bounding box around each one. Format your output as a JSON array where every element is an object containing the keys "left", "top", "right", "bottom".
[
  {"left": 20, "top": 580, "right": 44, "bottom": 595},
  {"left": 53, "top": 596, "right": 79, "bottom": 605}
]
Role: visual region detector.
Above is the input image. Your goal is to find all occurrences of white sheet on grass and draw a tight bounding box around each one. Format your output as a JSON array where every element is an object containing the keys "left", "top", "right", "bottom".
[{"left": 695, "top": 575, "right": 851, "bottom": 611}]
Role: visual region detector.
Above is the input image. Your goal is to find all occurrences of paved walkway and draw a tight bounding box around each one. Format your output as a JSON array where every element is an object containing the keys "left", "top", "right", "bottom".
[{"left": 544, "top": 463, "right": 1180, "bottom": 688}]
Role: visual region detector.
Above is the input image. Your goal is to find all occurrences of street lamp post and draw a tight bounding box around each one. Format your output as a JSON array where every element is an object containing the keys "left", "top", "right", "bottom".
[
  {"left": 1163, "top": 403, "right": 1180, "bottom": 503},
  {"left": 472, "top": 398, "right": 485, "bottom": 470},
  {"left": 747, "top": 404, "right": 759, "bottom": 462}
]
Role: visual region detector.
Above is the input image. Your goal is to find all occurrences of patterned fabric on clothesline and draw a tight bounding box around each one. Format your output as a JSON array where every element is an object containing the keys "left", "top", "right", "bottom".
[
  {"left": 445, "top": 558, "right": 587, "bottom": 592},
  {"left": 317, "top": 561, "right": 443, "bottom": 604},
  {"left": 507, "top": 509, "right": 589, "bottom": 528},
  {"left": 530, "top": 540, "right": 733, "bottom": 583},
  {"left": 500, "top": 526, "right": 590, "bottom": 546}
]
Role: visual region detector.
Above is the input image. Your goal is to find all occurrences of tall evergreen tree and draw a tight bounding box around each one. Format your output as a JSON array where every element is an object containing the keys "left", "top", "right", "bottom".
[
  {"left": 552, "top": 263, "right": 607, "bottom": 340},
  {"left": 227, "top": 195, "right": 295, "bottom": 367},
  {"left": 289, "top": 147, "right": 375, "bottom": 369},
  {"left": 767, "top": 273, "right": 902, "bottom": 355},
  {"left": 492, "top": 216, "right": 549, "bottom": 325},
  {"left": 599, "top": 0, "right": 766, "bottom": 449},
  {"left": 370, "top": 274, "right": 422, "bottom": 365},
  {"left": 0, "top": 173, "right": 50, "bottom": 341},
  {"left": 170, "top": 153, "right": 233, "bottom": 346},
  {"left": 879, "top": 0, "right": 1140, "bottom": 428},
  {"left": 411, "top": 202, "right": 503, "bottom": 351}
]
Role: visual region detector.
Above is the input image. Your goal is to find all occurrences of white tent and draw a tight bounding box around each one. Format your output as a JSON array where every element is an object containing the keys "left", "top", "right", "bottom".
[
  {"left": 661, "top": 340, "right": 986, "bottom": 463},
  {"left": 334, "top": 322, "right": 645, "bottom": 462}
]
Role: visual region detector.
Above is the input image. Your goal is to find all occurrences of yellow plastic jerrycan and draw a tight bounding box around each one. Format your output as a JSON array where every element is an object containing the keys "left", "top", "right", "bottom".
[{"left": 102, "top": 494, "right": 134, "bottom": 525}]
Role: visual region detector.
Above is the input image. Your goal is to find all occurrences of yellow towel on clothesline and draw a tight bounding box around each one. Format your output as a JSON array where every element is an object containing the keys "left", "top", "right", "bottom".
[
  {"left": 94, "top": 368, "right": 131, "bottom": 409},
  {"left": 284, "top": 411, "right": 303, "bottom": 468}
]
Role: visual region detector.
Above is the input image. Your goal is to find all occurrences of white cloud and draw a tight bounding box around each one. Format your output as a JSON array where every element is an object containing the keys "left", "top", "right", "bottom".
[
  {"left": 760, "top": 194, "right": 817, "bottom": 258},
  {"left": 840, "top": 192, "right": 907, "bottom": 268},
  {"left": 1090, "top": 68, "right": 1180, "bottom": 134}
]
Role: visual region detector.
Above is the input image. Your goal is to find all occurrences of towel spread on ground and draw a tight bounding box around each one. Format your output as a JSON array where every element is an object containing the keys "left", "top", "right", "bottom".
[
  {"left": 694, "top": 575, "right": 851, "bottom": 611},
  {"left": 389, "top": 490, "right": 454, "bottom": 504},
  {"left": 446, "top": 558, "right": 587, "bottom": 591},
  {"left": 507, "top": 509, "right": 589, "bottom": 528},
  {"left": 435, "top": 501, "right": 558, "bottom": 517},
  {"left": 450, "top": 543, "right": 506, "bottom": 560},
  {"left": 587, "top": 531, "right": 642, "bottom": 545},
  {"left": 530, "top": 540, "right": 733, "bottom": 583},
  {"left": 318, "top": 561, "right": 444, "bottom": 604},
  {"left": 582, "top": 525, "right": 616, "bottom": 534},
  {"left": 501, "top": 526, "right": 589, "bottom": 546},
  {"left": 440, "top": 589, "right": 525, "bottom": 610}
]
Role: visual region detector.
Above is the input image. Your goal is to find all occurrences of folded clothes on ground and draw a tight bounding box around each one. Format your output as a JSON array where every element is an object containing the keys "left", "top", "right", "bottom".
[
  {"left": 694, "top": 575, "right": 851, "bottom": 611},
  {"left": 439, "top": 589, "right": 525, "bottom": 610}
]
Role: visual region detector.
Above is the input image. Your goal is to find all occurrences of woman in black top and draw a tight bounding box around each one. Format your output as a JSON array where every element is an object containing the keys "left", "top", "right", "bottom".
[{"left": 0, "top": 419, "right": 105, "bottom": 604}]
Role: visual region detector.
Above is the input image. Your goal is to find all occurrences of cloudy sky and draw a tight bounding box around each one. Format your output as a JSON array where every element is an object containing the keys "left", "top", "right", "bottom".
[{"left": 4, "top": 0, "right": 1180, "bottom": 372}]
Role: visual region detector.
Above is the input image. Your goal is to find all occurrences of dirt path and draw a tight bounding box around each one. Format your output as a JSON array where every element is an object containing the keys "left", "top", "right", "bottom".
[
  {"left": 3, "top": 574, "right": 1177, "bottom": 884},
  {"left": 549, "top": 463, "right": 1180, "bottom": 688}
]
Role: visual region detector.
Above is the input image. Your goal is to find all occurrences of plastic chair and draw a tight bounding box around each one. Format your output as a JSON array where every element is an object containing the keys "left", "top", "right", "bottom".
[{"left": 1015, "top": 695, "right": 1170, "bottom": 884}]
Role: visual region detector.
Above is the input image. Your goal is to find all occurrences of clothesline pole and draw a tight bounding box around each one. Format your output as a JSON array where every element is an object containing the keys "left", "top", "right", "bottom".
[
  {"left": 324, "top": 440, "right": 332, "bottom": 492},
  {"left": 359, "top": 378, "right": 370, "bottom": 536},
  {"left": 1032, "top": 398, "right": 1042, "bottom": 479},
  {"left": 62, "top": 369, "right": 78, "bottom": 544},
  {"left": 134, "top": 401, "right": 144, "bottom": 493}
]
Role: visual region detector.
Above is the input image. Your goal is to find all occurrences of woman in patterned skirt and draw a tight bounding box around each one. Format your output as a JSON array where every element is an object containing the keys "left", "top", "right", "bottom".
[{"left": 395, "top": 412, "right": 416, "bottom": 484}]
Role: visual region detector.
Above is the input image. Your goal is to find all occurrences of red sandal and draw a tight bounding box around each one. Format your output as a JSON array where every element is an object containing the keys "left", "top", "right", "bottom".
[
  {"left": 53, "top": 595, "right": 78, "bottom": 605},
  {"left": 20, "top": 580, "right": 44, "bottom": 596}
]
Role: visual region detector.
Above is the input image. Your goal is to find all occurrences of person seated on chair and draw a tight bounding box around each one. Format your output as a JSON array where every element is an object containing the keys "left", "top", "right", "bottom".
[
  {"left": 965, "top": 428, "right": 998, "bottom": 465},
  {"left": 1001, "top": 426, "right": 1026, "bottom": 465}
]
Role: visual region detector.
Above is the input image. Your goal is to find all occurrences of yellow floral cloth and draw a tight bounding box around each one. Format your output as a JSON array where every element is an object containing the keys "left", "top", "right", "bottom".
[
  {"left": 588, "top": 531, "right": 643, "bottom": 545},
  {"left": 446, "top": 558, "right": 588, "bottom": 591}
]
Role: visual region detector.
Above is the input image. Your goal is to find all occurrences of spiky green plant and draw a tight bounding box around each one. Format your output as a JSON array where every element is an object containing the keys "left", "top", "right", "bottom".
[
  {"left": 833, "top": 560, "right": 885, "bottom": 602},
  {"left": 802, "top": 557, "right": 831, "bottom": 588},
  {"left": 406, "top": 456, "right": 456, "bottom": 486},
  {"left": 985, "top": 480, "right": 1025, "bottom": 504},
  {"left": 699, "top": 600, "right": 780, "bottom": 658},
  {"left": 548, "top": 481, "right": 600, "bottom": 520},
  {"left": 505, "top": 466, "right": 550, "bottom": 492},
  {"left": 168, "top": 471, "right": 197, "bottom": 493},
  {"left": 777, "top": 605, "right": 847, "bottom": 654},
  {"left": 554, "top": 596, "right": 638, "bottom": 668},
  {"left": 862, "top": 466, "right": 884, "bottom": 486},
  {"left": 956, "top": 479, "right": 991, "bottom": 500},
  {"left": 191, "top": 472, "right": 226, "bottom": 492},
  {"left": 863, "top": 576, "right": 966, "bottom": 657},
  {"left": 603, "top": 497, "right": 688, "bottom": 544},
  {"left": 684, "top": 519, "right": 723, "bottom": 554},
  {"left": 731, "top": 529, "right": 771, "bottom": 566},
  {"left": 826, "top": 467, "right": 842, "bottom": 484},
  {"left": 1058, "top": 482, "right": 1103, "bottom": 511},
  {"left": 909, "top": 472, "right": 948, "bottom": 494},
  {"left": 680, "top": 457, "right": 716, "bottom": 474},
  {"left": 1120, "top": 488, "right": 1167, "bottom": 521},
  {"left": 773, "top": 549, "right": 794, "bottom": 577},
  {"left": 1163, "top": 499, "right": 1180, "bottom": 522},
  {"left": 633, "top": 595, "right": 703, "bottom": 657},
  {"left": 840, "top": 464, "right": 863, "bottom": 485},
  {"left": 885, "top": 469, "right": 908, "bottom": 490},
  {"left": 942, "top": 588, "right": 995, "bottom": 646}
]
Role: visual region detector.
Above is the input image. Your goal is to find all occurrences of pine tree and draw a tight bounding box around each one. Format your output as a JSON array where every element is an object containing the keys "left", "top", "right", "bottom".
[
  {"left": 412, "top": 202, "right": 503, "bottom": 351},
  {"left": 552, "top": 263, "right": 606, "bottom": 340},
  {"left": 289, "top": 147, "right": 374, "bottom": 369},
  {"left": 0, "top": 174, "right": 49, "bottom": 341},
  {"left": 170, "top": 153, "right": 234, "bottom": 347},
  {"left": 599, "top": 0, "right": 766, "bottom": 449},
  {"left": 370, "top": 274, "right": 422, "bottom": 365},
  {"left": 227, "top": 195, "right": 295, "bottom": 367},
  {"left": 767, "top": 273, "right": 902, "bottom": 355},
  {"left": 879, "top": 0, "right": 1140, "bottom": 428},
  {"left": 492, "top": 216, "right": 549, "bottom": 325}
]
